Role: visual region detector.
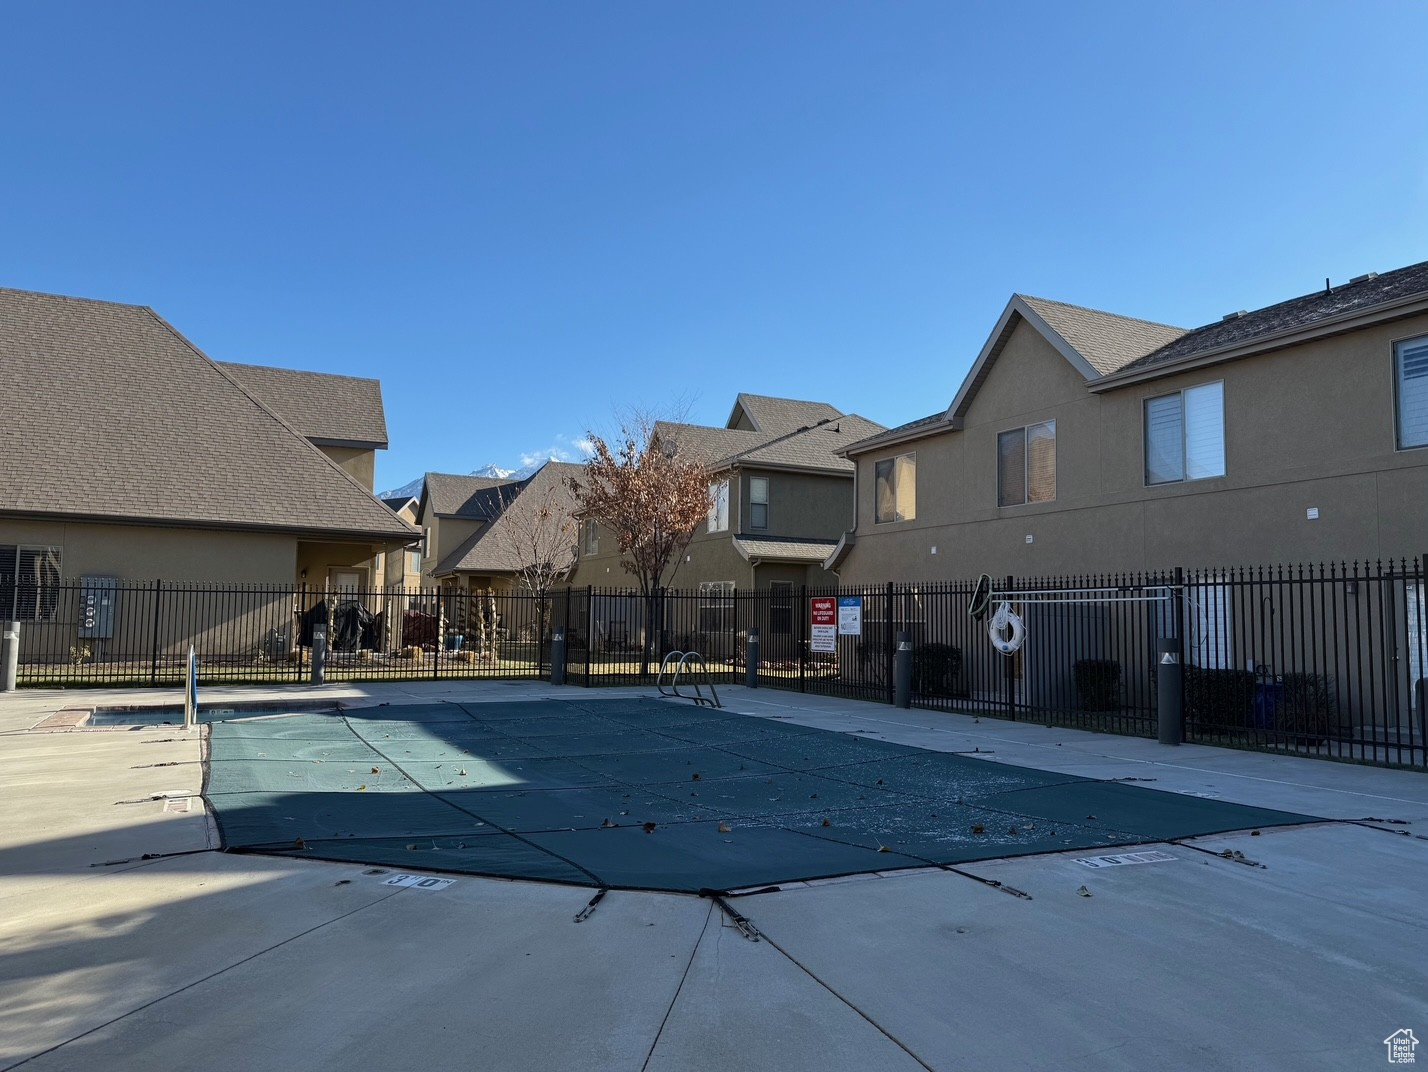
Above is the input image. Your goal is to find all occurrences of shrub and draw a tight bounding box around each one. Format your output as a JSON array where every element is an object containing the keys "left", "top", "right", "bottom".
[
  {"left": 1183, "top": 666, "right": 1255, "bottom": 729},
  {"left": 912, "top": 643, "right": 965, "bottom": 698},
  {"left": 1278, "top": 672, "right": 1337, "bottom": 743},
  {"left": 1074, "top": 659, "right": 1122, "bottom": 711}
]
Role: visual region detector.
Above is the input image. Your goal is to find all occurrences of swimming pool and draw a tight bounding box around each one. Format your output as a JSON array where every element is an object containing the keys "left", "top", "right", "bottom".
[{"left": 202, "top": 696, "right": 1319, "bottom": 893}]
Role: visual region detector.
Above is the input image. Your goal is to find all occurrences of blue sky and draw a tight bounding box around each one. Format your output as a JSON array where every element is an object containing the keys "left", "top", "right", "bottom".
[{"left": 3, "top": 2, "right": 1426, "bottom": 495}]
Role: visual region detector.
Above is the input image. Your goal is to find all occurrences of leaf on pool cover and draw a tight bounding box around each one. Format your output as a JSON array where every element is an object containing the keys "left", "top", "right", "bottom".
[
  {"left": 643, "top": 822, "right": 657, "bottom": 834},
  {"left": 718, "top": 822, "right": 731, "bottom": 833}
]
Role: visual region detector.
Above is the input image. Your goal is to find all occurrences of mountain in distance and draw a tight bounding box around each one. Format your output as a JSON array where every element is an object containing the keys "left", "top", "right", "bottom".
[{"left": 378, "top": 462, "right": 539, "bottom": 500}]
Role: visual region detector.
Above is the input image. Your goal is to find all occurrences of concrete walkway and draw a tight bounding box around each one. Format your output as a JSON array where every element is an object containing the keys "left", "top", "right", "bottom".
[{"left": 2, "top": 681, "right": 1426, "bottom": 1071}]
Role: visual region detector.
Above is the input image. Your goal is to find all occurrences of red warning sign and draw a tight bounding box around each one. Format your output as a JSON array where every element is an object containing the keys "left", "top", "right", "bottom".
[{"left": 810, "top": 597, "right": 836, "bottom": 626}]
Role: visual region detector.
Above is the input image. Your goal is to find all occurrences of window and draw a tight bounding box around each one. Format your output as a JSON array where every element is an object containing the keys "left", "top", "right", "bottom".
[
  {"left": 0, "top": 545, "right": 62, "bottom": 622},
  {"left": 406, "top": 549, "right": 422, "bottom": 573},
  {"left": 749, "top": 477, "right": 769, "bottom": 529},
  {"left": 874, "top": 453, "right": 916, "bottom": 523},
  {"left": 1396, "top": 335, "right": 1428, "bottom": 449},
  {"left": 1145, "top": 382, "right": 1225, "bottom": 485},
  {"left": 582, "top": 519, "right": 600, "bottom": 555},
  {"left": 997, "top": 421, "right": 1056, "bottom": 506},
  {"left": 708, "top": 480, "right": 730, "bottom": 532}
]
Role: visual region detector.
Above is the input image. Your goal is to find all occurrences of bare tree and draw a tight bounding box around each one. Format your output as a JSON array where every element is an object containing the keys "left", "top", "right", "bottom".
[
  {"left": 488, "top": 475, "right": 580, "bottom": 601},
  {"left": 479, "top": 466, "right": 581, "bottom": 662},
  {"left": 567, "top": 413, "right": 710, "bottom": 672}
]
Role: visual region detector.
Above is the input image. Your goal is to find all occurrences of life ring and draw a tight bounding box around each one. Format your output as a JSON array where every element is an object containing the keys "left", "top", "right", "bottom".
[{"left": 988, "top": 601, "right": 1025, "bottom": 656}]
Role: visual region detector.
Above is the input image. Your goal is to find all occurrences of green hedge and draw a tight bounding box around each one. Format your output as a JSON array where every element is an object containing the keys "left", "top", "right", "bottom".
[
  {"left": 1183, "top": 666, "right": 1337, "bottom": 741},
  {"left": 1278, "top": 672, "right": 1337, "bottom": 742},
  {"left": 1073, "top": 659, "right": 1122, "bottom": 711},
  {"left": 912, "top": 643, "right": 965, "bottom": 698},
  {"left": 1183, "top": 666, "right": 1256, "bottom": 729}
]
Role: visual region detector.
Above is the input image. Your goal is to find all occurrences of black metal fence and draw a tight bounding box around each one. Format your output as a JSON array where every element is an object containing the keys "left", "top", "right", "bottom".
[
  {"left": 7, "top": 559, "right": 1425, "bottom": 769},
  {"left": 8, "top": 582, "right": 558, "bottom": 687}
]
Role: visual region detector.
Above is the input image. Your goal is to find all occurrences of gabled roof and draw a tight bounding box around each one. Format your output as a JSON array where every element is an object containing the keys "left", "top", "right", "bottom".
[
  {"left": 420, "top": 472, "right": 522, "bottom": 520},
  {"left": 733, "top": 414, "right": 886, "bottom": 474},
  {"left": 945, "top": 295, "right": 1186, "bottom": 428},
  {"left": 0, "top": 287, "right": 417, "bottom": 542},
  {"left": 217, "top": 362, "right": 389, "bottom": 448},
  {"left": 1017, "top": 296, "right": 1186, "bottom": 376},
  {"left": 725, "top": 394, "right": 842, "bottom": 435},
  {"left": 652, "top": 423, "right": 769, "bottom": 465},
  {"left": 382, "top": 495, "right": 418, "bottom": 513},
  {"left": 656, "top": 403, "right": 885, "bottom": 477},
  {"left": 432, "top": 462, "right": 583, "bottom": 576},
  {"left": 842, "top": 296, "right": 1185, "bottom": 457},
  {"left": 1103, "top": 259, "right": 1428, "bottom": 381}
]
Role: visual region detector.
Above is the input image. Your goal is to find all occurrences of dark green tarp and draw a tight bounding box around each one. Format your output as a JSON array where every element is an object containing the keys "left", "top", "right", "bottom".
[{"left": 204, "top": 698, "right": 1317, "bottom": 892}]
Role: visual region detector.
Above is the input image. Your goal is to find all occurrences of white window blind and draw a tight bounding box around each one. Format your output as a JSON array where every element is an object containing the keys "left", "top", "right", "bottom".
[
  {"left": 707, "top": 480, "right": 729, "bottom": 532},
  {"left": 1146, "top": 382, "right": 1224, "bottom": 484},
  {"left": 1183, "top": 382, "right": 1225, "bottom": 479},
  {"left": 1397, "top": 336, "right": 1428, "bottom": 449}
]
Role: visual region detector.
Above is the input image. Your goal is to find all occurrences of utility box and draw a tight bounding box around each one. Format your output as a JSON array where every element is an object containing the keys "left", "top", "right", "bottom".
[{"left": 78, "top": 576, "right": 118, "bottom": 640}]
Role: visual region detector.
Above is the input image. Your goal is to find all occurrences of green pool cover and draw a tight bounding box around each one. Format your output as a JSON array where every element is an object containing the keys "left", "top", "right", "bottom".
[{"left": 204, "top": 698, "right": 1318, "bottom": 892}]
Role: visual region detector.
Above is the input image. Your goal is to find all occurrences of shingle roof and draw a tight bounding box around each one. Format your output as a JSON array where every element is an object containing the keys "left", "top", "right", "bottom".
[
  {"left": 434, "top": 462, "right": 583, "bottom": 576},
  {"left": 655, "top": 400, "right": 886, "bottom": 475},
  {"left": 218, "top": 362, "right": 389, "bottom": 447},
  {"left": 0, "top": 287, "right": 417, "bottom": 542},
  {"left": 840, "top": 411, "right": 948, "bottom": 456},
  {"left": 423, "top": 472, "right": 522, "bottom": 520},
  {"left": 734, "top": 536, "right": 840, "bottom": 562},
  {"left": 652, "top": 423, "right": 769, "bottom": 465},
  {"left": 1018, "top": 296, "right": 1187, "bottom": 375},
  {"left": 728, "top": 394, "right": 842, "bottom": 434},
  {"left": 734, "top": 414, "right": 886, "bottom": 473},
  {"left": 1117, "top": 259, "right": 1428, "bottom": 373}
]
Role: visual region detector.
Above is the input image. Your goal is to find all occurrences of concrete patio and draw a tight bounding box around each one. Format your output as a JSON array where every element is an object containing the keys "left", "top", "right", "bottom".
[{"left": 2, "top": 680, "right": 1425, "bottom": 1071}]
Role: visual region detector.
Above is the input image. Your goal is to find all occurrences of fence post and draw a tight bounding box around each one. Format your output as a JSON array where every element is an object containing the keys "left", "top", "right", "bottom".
[
  {"left": 1004, "top": 574, "right": 1016, "bottom": 721},
  {"left": 585, "top": 585, "right": 594, "bottom": 686},
  {"left": 894, "top": 629, "right": 912, "bottom": 709},
  {"left": 550, "top": 625, "right": 566, "bottom": 686},
  {"left": 746, "top": 627, "right": 760, "bottom": 689},
  {"left": 885, "top": 582, "right": 895, "bottom": 705},
  {"left": 1, "top": 621, "right": 18, "bottom": 692},
  {"left": 1157, "top": 637, "right": 1183, "bottom": 745},
  {"left": 799, "top": 585, "right": 807, "bottom": 692},
  {"left": 149, "top": 579, "right": 163, "bottom": 686}
]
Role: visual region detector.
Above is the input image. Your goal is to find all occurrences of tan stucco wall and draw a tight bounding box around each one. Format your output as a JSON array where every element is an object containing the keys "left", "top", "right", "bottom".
[
  {"left": 840, "top": 313, "right": 1428, "bottom": 584},
  {"left": 319, "top": 446, "right": 377, "bottom": 491},
  {"left": 0, "top": 519, "right": 297, "bottom": 582},
  {"left": 417, "top": 515, "right": 482, "bottom": 586}
]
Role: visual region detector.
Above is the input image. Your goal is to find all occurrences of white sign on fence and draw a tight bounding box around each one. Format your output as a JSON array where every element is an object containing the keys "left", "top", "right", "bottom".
[
  {"left": 810, "top": 624, "right": 837, "bottom": 653},
  {"left": 837, "top": 596, "right": 862, "bottom": 636}
]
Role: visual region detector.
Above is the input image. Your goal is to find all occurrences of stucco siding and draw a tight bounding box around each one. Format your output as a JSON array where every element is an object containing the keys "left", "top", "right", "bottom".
[
  {"left": 0, "top": 520, "right": 297, "bottom": 583},
  {"left": 840, "top": 313, "right": 1428, "bottom": 584}
]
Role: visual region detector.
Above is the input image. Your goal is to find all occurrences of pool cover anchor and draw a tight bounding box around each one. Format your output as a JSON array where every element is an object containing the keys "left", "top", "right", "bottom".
[
  {"left": 573, "top": 888, "right": 608, "bottom": 923},
  {"left": 702, "top": 890, "right": 761, "bottom": 941}
]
